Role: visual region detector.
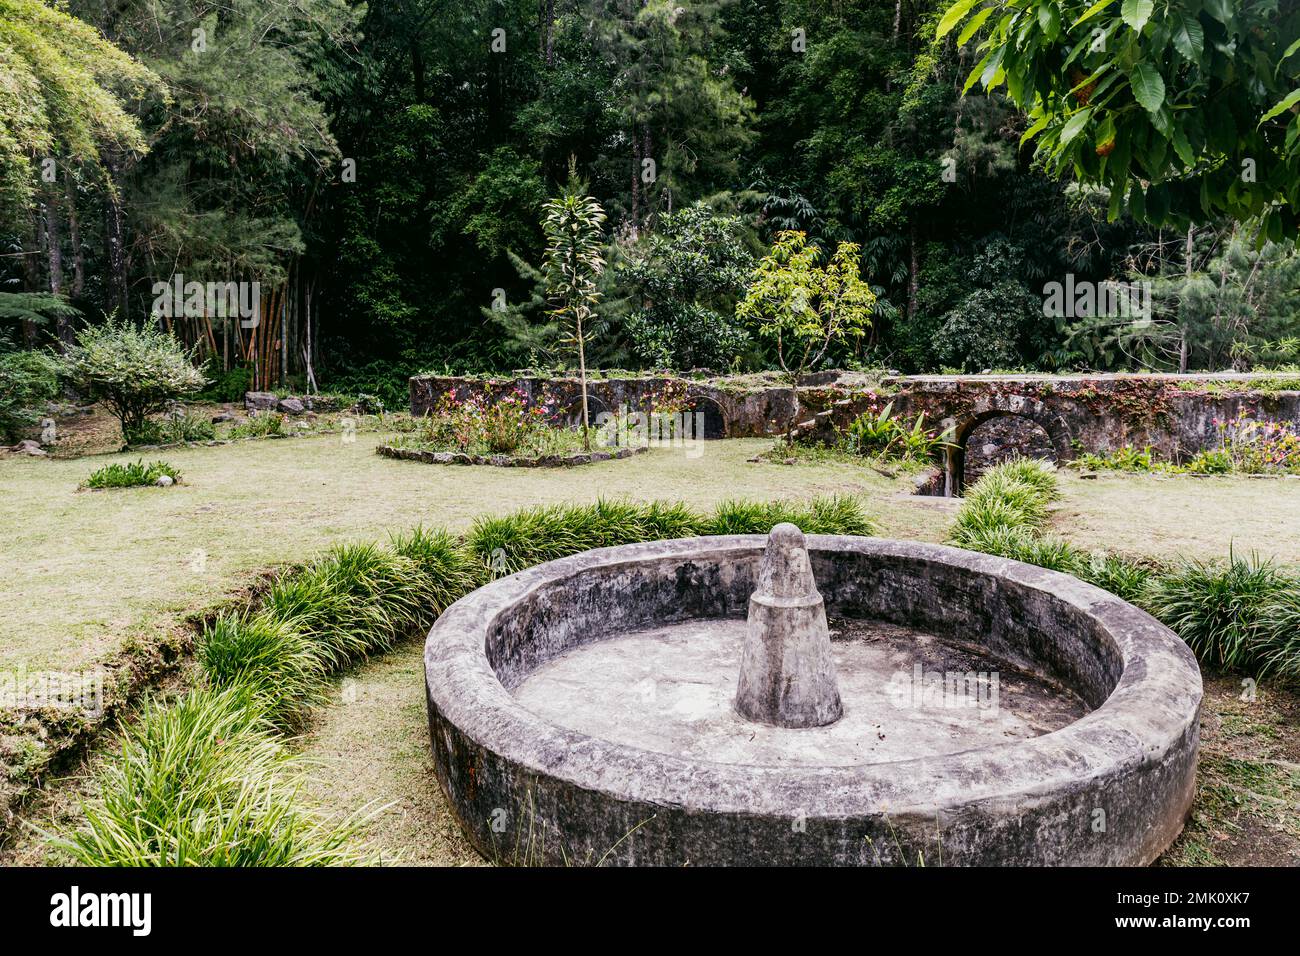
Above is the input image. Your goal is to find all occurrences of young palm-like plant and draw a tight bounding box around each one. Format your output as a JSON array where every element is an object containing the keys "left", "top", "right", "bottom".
[{"left": 541, "top": 194, "right": 607, "bottom": 450}]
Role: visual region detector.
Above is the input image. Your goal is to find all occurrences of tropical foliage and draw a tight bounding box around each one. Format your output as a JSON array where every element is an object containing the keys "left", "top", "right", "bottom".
[
  {"left": 941, "top": 0, "right": 1300, "bottom": 239},
  {"left": 4, "top": 0, "right": 1300, "bottom": 391}
]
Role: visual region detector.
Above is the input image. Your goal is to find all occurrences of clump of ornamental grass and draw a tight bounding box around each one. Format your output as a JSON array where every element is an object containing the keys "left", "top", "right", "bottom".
[
  {"left": 389, "top": 525, "right": 485, "bottom": 612},
  {"left": 948, "top": 458, "right": 1060, "bottom": 548},
  {"left": 467, "top": 503, "right": 600, "bottom": 576},
  {"left": 199, "top": 613, "right": 327, "bottom": 731},
  {"left": 53, "top": 689, "right": 370, "bottom": 866},
  {"left": 993, "top": 456, "right": 1062, "bottom": 502},
  {"left": 949, "top": 495, "right": 1041, "bottom": 548},
  {"left": 1075, "top": 553, "right": 1156, "bottom": 606},
  {"left": 705, "top": 495, "right": 877, "bottom": 537},
  {"left": 262, "top": 544, "right": 432, "bottom": 669},
  {"left": 636, "top": 500, "right": 707, "bottom": 540},
  {"left": 468, "top": 495, "right": 875, "bottom": 578},
  {"left": 1256, "top": 590, "right": 1300, "bottom": 681},
  {"left": 82, "top": 458, "right": 181, "bottom": 489},
  {"left": 468, "top": 499, "right": 706, "bottom": 577},
  {"left": 1144, "top": 552, "right": 1293, "bottom": 672}
]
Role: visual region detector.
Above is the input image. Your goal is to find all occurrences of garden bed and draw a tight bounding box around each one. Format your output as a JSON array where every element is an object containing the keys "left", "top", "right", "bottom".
[{"left": 375, "top": 443, "right": 648, "bottom": 467}]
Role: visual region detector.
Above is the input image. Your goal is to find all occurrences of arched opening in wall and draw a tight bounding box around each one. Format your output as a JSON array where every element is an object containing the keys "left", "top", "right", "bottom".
[
  {"left": 961, "top": 414, "right": 1058, "bottom": 489},
  {"left": 683, "top": 398, "right": 726, "bottom": 440},
  {"left": 563, "top": 394, "right": 608, "bottom": 429}
]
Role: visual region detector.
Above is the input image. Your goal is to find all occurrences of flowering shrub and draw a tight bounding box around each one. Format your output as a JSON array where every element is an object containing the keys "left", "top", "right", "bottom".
[
  {"left": 1214, "top": 412, "right": 1300, "bottom": 473},
  {"left": 397, "top": 387, "right": 582, "bottom": 457}
]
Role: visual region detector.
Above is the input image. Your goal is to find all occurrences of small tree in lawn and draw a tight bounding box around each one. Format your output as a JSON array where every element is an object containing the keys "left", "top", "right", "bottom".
[
  {"left": 541, "top": 193, "right": 606, "bottom": 450},
  {"left": 737, "top": 231, "right": 875, "bottom": 442},
  {"left": 61, "top": 316, "right": 207, "bottom": 445}
]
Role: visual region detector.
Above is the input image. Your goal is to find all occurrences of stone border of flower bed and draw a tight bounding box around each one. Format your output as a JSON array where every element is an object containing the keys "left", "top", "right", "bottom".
[{"left": 375, "top": 444, "right": 649, "bottom": 467}]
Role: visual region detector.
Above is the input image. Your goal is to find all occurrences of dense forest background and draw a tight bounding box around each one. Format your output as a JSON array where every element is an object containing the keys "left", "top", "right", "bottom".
[{"left": 5, "top": 0, "right": 1300, "bottom": 407}]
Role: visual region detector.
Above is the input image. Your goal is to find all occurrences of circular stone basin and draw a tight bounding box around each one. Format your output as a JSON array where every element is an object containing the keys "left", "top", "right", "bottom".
[
  {"left": 513, "top": 618, "right": 1091, "bottom": 769},
  {"left": 424, "top": 536, "right": 1202, "bottom": 866}
]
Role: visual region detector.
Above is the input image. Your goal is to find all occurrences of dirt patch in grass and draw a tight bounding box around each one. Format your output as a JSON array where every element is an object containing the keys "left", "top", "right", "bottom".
[
  {"left": 1160, "top": 675, "right": 1300, "bottom": 867},
  {"left": 297, "top": 641, "right": 481, "bottom": 866}
]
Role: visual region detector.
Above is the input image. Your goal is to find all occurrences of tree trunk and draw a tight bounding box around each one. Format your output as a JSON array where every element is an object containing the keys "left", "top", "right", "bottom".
[
  {"left": 1181, "top": 224, "right": 1194, "bottom": 373},
  {"left": 304, "top": 277, "right": 317, "bottom": 393},
  {"left": 907, "top": 226, "right": 919, "bottom": 321},
  {"left": 540, "top": 0, "right": 556, "bottom": 65},
  {"left": 20, "top": 207, "right": 43, "bottom": 345},
  {"left": 577, "top": 312, "right": 591, "bottom": 450},
  {"left": 42, "top": 188, "right": 73, "bottom": 348},
  {"left": 65, "top": 174, "right": 85, "bottom": 299},
  {"left": 630, "top": 136, "right": 641, "bottom": 239},
  {"left": 642, "top": 124, "right": 653, "bottom": 229},
  {"left": 103, "top": 153, "right": 129, "bottom": 320}
]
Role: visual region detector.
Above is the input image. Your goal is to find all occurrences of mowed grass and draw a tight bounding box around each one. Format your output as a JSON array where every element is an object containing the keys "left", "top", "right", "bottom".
[
  {"left": 5, "top": 436, "right": 1300, "bottom": 674},
  {"left": 1053, "top": 472, "right": 1300, "bottom": 566},
  {"left": 0, "top": 434, "right": 945, "bottom": 673}
]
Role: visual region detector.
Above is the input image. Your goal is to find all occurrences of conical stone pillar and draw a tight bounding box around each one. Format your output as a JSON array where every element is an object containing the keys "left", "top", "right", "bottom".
[{"left": 734, "top": 523, "right": 843, "bottom": 728}]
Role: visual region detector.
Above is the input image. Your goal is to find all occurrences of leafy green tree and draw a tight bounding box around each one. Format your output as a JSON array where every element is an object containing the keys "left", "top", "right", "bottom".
[
  {"left": 0, "top": 348, "right": 61, "bottom": 441},
  {"left": 1063, "top": 221, "right": 1300, "bottom": 370},
  {"left": 61, "top": 318, "right": 207, "bottom": 444},
  {"left": 0, "top": 0, "right": 161, "bottom": 216},
  {"left": 737, "top": 230, "right": 875, "bottom": 438},
  {"left": 590, "top": 0, "right": 755, "bottom": 234},
  {"left": 622, "top": 203, "right": 756, "bottom": 369},
  {"left": 929, "top": 237, "right": 1047, "bottom": 371},
  {"left": 940, "top": 0, "right": 1300, "bottom": 239},
  {"left": 542, "top": 194, "right": 607, "bottom": 449}
]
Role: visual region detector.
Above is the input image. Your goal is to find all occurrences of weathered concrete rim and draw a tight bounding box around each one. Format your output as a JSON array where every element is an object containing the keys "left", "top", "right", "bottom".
[{"left": 424, "top": 535, "right": 1202, "bottom": 821}]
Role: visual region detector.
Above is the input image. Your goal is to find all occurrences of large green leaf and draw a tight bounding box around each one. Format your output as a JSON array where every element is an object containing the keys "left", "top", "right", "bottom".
[
  {"left": 1121, "top": 0, "right": 1154, "bottom": 32},
  {"left": 1073, "top": 0, "right": 1119, "bottom": 28},
  {"left": 957, "top": 6, "right": 996, "bottom": 46},
  {"left": 1171, "top": 124, "right": 1195, "bottom": 167},
  {"left": 1171, "top": 13, "right": 1205, "bottom": 61},
  {"left": 1060, "top": 108, "right": 1094, "bottom": 146},
  {"left": 1259, "top": 88, "right": 1300, "bottom": 127},
  {"left": 1037, "top": 3, "right": 1061, "bottom": 41},
  {"left": 1020, "top": 113, "right": 1050, "bottom": 146},
  {"left": 1129, "top": 62, "right": 1167, "bottom": 116},
  {"left": 936, "top": 0, "right": 982, "bottom": 39}
]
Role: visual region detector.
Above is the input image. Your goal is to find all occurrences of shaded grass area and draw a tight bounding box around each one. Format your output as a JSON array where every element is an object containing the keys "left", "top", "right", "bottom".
[{"left": 1161, "top": 676, "right": 1300, "bottom": 866}]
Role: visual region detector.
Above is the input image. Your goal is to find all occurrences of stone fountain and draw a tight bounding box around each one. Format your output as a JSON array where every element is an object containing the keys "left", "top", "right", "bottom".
[{"left": 424, "top": 526, "right": 1201, "bottom": 865}]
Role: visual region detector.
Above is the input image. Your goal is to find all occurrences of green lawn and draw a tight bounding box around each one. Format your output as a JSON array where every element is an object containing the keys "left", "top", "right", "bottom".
[
  {"left": 5, "top": 435, "right": 1300, "bottom": 675},
  {"left": 0, "top": 434, "right": 947, "bottom": 673}
]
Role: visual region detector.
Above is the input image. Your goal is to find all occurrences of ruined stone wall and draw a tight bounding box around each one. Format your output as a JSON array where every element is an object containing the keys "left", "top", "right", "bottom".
[
  {"left": 409, "top": 371, "right": 1300, "bottom": 463},
  {"left": 410, "top": 374, "right": 801, "bottom": 438}
]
